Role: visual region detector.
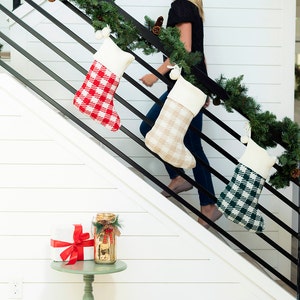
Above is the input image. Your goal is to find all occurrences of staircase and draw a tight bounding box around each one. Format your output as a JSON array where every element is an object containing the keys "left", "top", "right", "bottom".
[{"left": 0, "top": 0, "right": 299, "bottom": 298}]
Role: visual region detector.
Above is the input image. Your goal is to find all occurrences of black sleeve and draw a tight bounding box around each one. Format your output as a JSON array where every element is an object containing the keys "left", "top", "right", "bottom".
[{"left": 167, "top": 0, "right": 197, "bottom": 27}]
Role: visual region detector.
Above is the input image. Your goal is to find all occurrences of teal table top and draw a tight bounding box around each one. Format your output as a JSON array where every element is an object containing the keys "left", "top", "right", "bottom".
[{"left": 51, "top": 260, "right": 127, "bottom": 275}]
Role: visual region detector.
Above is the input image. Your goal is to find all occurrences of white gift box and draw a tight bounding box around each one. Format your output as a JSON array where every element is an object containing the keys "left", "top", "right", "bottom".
[{"left": 50, "top": 224, "right": 94, "bottom": 264}]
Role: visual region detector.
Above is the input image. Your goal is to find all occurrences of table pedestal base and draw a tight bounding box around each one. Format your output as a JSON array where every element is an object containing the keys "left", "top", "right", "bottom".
[
  {"left": 51, "top": 260, "right": 127, "bottom": 300},
  {"left": 83, "top": 274, "right": 94, "bottom": 300}
]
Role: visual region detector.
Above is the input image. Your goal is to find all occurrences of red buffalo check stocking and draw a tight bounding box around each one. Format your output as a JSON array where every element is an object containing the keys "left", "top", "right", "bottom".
[
  {"left": 145, "top": 70, "right": 207, "bottom": 168},
  {"left": 73, "top": 26, "right": 135, "bottom": 131}
]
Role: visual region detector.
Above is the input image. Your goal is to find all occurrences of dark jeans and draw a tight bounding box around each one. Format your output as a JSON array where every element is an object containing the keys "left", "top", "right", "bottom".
[{"left": 140, "top": 91, "right": 215, "bottom": 206}]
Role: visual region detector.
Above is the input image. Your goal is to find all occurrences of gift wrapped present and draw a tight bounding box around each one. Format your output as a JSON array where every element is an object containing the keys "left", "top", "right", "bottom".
[{"left": 50, "top": 224, "right": 94, "bottom": 265}]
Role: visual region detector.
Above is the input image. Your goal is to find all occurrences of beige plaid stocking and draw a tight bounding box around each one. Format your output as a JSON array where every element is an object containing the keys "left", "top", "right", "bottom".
[
  {"left": 146, "top": 98, "right": 195, "bottom": 168},
  {"left": 145, "top": 75, "right": 206, "bottom": 169}
]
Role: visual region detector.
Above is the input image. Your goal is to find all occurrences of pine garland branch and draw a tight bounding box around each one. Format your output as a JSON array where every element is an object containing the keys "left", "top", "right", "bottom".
[
  {"left": 66, "top": 0, "right": 300, "bottom": 189},
  {"left": 70, "top": 0, "right": 204, "bottom": 88},
  {"left": 216, "top": 75, "right": 300, "bottom": 188}
]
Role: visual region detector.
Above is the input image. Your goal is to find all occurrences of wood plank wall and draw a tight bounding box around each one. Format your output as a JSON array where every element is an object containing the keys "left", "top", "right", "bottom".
[
  {"left": 0, "top": 72, "right": 294, "bottom": 300},
  {"left": 3, "top": 0, "right": 296, "bottom": 290}
]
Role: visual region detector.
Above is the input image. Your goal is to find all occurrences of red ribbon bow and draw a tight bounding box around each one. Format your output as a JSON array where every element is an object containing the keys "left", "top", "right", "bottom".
[
  {"left": 51, "top": 224, "right": 94, "bottom": 265},
  {"left": 103, "top": 227, "right": 114, "bottom": 244}
]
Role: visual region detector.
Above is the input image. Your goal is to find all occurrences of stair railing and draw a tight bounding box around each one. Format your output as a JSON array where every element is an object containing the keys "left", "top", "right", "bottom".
[{"left": 0, "top": 0, "right": 299, "bottom": 296}]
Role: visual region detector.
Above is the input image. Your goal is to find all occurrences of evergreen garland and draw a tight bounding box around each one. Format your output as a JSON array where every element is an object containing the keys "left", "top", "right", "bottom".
[
  {"left": 70, "top": 0, "right": 204, "bottom": 89},
  {"left": 68, "top": 0, "right": 300, "bottom": 189},
  {"left": 217, "top": 75, "right": 300, "bottom": 188}
]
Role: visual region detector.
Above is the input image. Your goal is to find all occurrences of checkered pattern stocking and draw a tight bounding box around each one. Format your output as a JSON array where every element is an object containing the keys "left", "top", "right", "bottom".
[
  {"left": 217, "top": 163, "right": 265, "bottom": 232},
  {"left": 145, "top": 75, "right": 206, "bottom": 169},
  {"left": 146, "top": 98, "right": 195, "bottom": 168},
  {"left": 74, "top": 61, "right": 120, "bottom": 131},
  {"left": 73, "top": 36, "right": 134, "bottom": 131}
]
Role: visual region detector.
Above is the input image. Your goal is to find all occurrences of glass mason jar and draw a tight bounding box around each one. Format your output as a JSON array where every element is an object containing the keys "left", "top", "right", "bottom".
[{"left": 94, "top": 213, "right": 117, "bottom": 264}]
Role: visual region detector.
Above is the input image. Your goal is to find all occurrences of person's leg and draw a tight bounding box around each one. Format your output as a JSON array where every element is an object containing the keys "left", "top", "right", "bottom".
[
  {"left": 140, "top": 92, "right": 191, "bottom": 195},
  {"left": 140, "top": 91, "right": 168, "bottom": 138},
  {"left": 184, "top": 111, "right": 222, "bottom": 227},
  {"left": 140, "top": 91, "right": 179, "bottom": 179}
]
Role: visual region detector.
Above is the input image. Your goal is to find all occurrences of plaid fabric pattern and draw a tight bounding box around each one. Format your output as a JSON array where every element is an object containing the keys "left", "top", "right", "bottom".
[
  {"left": 217, "top": 163, "right": 265, "bottom": 232},
  {"left": 145, "top": 98, "right": 196, "bottom": 169},
  {"left": 73, "top": 60, "right": 121, "bottom": 131}
]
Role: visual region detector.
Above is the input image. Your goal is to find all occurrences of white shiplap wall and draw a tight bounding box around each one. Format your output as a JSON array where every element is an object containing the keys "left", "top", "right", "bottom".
[
  {"left": 0, "top": 72, "right": 294, "bottom": 300},
  {"left": 4, "top": 0, "right": 296, "bottom": 284}
]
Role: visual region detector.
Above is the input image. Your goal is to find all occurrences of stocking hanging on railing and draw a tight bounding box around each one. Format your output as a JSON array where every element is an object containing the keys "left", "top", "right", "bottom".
[
  {"left": 216, "top": 125, "right": 277, "bottom": 232},
  {"left": 73, "top": 25, "right": 135, "bottom": 131},
  {"left": 145, "top": 66, "right": 207, "bottom": 169}
]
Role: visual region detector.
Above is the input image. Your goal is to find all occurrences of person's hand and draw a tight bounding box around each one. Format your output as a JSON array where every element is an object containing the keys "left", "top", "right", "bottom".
[
  {"left": 139, "top": 73, "right": 158, "bottom": 87},
  {"left": 204, "top": 96, "right": 210, "bottom": 108}
]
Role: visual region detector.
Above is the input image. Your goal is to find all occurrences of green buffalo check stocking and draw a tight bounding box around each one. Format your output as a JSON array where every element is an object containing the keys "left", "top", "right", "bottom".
[
  {"left": 217, "top": 163, "right": 265, "bottom": 232},
  {"left": 217, "top": 137, "right": 276, "bottom": 232},
  {"left": 145, "top": 74, "right": 206, "bottom": 169}
]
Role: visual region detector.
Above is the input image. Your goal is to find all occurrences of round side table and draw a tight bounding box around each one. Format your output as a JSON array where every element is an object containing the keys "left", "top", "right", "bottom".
[{"left": 51, "top": 260, "right": 127, "bottom": 300}]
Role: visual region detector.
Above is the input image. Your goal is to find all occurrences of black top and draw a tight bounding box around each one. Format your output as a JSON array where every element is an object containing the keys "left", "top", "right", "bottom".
[{"left": 166, "top": 0, "right": 207, "bottom": 74}]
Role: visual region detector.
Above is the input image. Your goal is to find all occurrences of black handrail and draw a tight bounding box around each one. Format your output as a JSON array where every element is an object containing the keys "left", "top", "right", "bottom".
[
  {"left": 0, "top": 1, "right": 298, "bottom": 294},
  {"left": 0, "top": 31, "right": 76, "bottom": 94},
  {"left": 12, "top": 0, "right": 21, "bottom": 10},
  {"left": 60, "top": 0, "right": 229, "bottom": 101},
  {"left": 1, "top": 4, "right": 87, "bottom": 76},
  {"left": 58, "top": 0, "right": 300, "bottom": 190},
  {"left": 0, "top": 58, "right": 296, "bottom": 291}
]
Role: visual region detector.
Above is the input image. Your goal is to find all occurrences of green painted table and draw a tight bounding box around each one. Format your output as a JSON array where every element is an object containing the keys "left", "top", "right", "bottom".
[{"left": 51, "top": 260, "right": 127, "bottom": 300}]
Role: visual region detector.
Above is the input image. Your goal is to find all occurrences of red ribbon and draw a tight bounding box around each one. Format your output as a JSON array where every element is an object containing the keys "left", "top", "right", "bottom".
[
  {"left": 51, "top": 224, "right": 94, "bottom": 265},
  {"left": 103, "top": 227, "right": 114, "bottom": 244}
]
